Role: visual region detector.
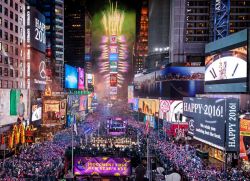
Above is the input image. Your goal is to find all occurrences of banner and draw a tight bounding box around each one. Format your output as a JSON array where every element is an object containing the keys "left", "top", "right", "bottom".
[
  {"left": 139, "top": 98, "right": 159, "bottom": 116},
  {"left": 240, "top": 119, "right": 250, "bottom": 161},
  {"left": 79, "top": 95, "right": 88, "bottom": 111},
  {"left": 159, "top": 100, "right": 187, "bottom": 123},
  {"left": 128, "top": 85, "right": 134, "bottom": 103},
  {"left": 183, "top": 97, "right": 239, "bottom": 151},
  {"left": 74, "top": 157, "right": 131, "bottom": 176},
  {"left": 133, "top": 98, "right": 139, "bottom": 111}
]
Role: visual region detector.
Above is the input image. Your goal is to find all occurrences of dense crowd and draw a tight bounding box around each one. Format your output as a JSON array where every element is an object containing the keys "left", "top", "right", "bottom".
[{"left": 128, "top": 118, "right": 250, "bottom": 181}]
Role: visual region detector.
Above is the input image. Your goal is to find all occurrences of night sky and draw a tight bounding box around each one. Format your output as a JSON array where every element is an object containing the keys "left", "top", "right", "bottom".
[{"left": 85, "top": 0, "right": 141, "bottom": 15}]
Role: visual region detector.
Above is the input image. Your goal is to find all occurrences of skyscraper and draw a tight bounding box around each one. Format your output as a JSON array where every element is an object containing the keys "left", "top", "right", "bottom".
[
  {"left": 0, "top": 0, "right": 26, "bottom": 89},
  {"left": 27, "top": 0, "right": 64, "bottom": 90},
  {"left": 84, "top": 11, "right": 92, "bottom": 74},
  {"left": 134, "top": 0, "right": 148, "bottom": 74},
  {"left": 64, "top": 0, "right": 85, "bottom": 68}
]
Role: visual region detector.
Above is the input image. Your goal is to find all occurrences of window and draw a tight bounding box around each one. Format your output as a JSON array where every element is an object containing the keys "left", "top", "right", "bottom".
[
  {"left": 15, "top": 37, "right": 18, "bottom": 44},
  {"left": 10, "top": 22, "right": 13, "bottom": 30},
  {"left": 0, "top": 67, "right": 2, "bottom": 76},
  {"left": 10, "top": 69, "right": 13, "bottom": 77},
  {"left": 3, "top": 80, "right": 8, "bottom": 88},
  {"left": 19, "top": 17, "right": 23, "bottom": 25},
  {"left": 0, "top": 30, "right": 2, "bottom": 38},
  {"left": 14, "top": 59, "right": 18, "bottom": 67},
  {"left": 10, "top": 34, "right": 13, "bottom": 42},
  {"left": 10, "top": 11, "right": 13, "bottom": 19},
  {"left": 15, "top": 81, "right": 18, "bottom": 88},
  {"left": 20, "top": 28, "right": 23, "bottom": 36},
  {"left": 15, "top": 48, "right": 18, "bottom": 56},
  {"left": 4, "top": 57, "right": 8, "bottom": 64},
  {"left": 4, "top": 44, "right": 8, "bottom": 52},
  {"left": 9, "top": 57, "right": 13, "bottom": 65},
  {"left": 4, "top": 7, "right": 8, "bottom": 16},
  {"left": 15, "top": 70, "right": 18, "bottom": 77},
  {"left": 8, "top": 81, "right": 13, "bottom": 88},
  {"left": 0, "top": 17, "right": 2, "bottom": 26},
  {"left": 20, "top": 6, "right": 23, "bottom": 13},
  {"left": 15, "top": 14, "right": 18, "bottom": 22},
  {"left": 10, "top": 46, "right": 13, "bottom": 54},
  {"left": 0, "top": 5, "right": 2, "bottom": 13},
  {"left": 4, "top": 32, "right": 8, "bottom": 40},
  {"left": 15, "top": 3, "right": 18, "bottom": 11},
  {"left": 4, "top": 0, "right": 8, "bottom": 4},
  {"left": 15, "top": 25, "right": 18, "bottom": 33},
  {"left": 4, "top": 68, "right": 8, "bottom": 76},
  {"left": 0, "top": 42, "right": 2, "bottom": 51},
  {"left": 10, "top": 0, "right": 13, "bottom": 7},
  {"left": 4, "top": 19, "right": 8, "bottom": 28}
]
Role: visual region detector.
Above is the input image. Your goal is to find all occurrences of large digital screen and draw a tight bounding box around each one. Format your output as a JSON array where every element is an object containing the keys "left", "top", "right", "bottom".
[
  {"left": 205, "top": 46, "right": 247, "bottom": 92},
  {"left": 132, "top": 98, "right": 139, "bottom": 111},
  {"left": 144, "top": 115, "right": 157, "bottom": 129},
  {"left": 134, "top": 67, "right": 204, "bottom": 99},
  {"left": 128, "top": 85, "right": 134, "bottom": 103},
  {"left": 78, "top": 68, "right": 85, "bottom": 90},
  {"left": 183, "top": 97, "right": 239, "bottom": 151},
  {"left": 240, "top": 119, "right": 250, "bottom": 161},
  {"left": 74, "top": 157, "right": 131, "bottom": 176},
  {"left": 65, "top": 64, "right": 78, "bottom": 89},
  {"left": 159, "top": 100, "right": 187, "bottom": 123},
  {"left": 110, "top": 73, "right": 117, "bottom": 86},
  {"left": 30, "top": 49, "right": 46, "bottom": 90},
  {"left": 26, "top": 6, "right": 46, "bottom": 53},
  {"left": 139, "top": 99, "right": 159, "bottom": 116},
  {"left": 79, "top": 95, "right": 87, "bottom": 111}
]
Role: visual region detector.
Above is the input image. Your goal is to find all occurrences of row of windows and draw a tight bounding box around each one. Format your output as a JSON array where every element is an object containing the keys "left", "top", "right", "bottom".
[
  {"left": 0, "top": 67, "right": 19, "bottom": 78},
  {"left": 231, "top": 1, "right": 250, "bottom": 6},
  {"left": 0, "top": 6, "right": 23, "bottom": 24},
  {"left": 2, "top": 0, "right": 23, "bottom": 12},
  {"left": 187, "top": 1, "right": 210, "bottom": 7},
  {"left": 0, "top": 42, "right": 22, "bottom": 56},
  {"left": 0, "top": 17, "right": 24, "bottom": 34},
  {"left": 185, "top": 36, "right": 209, "bottom": 42},
  {"left": 0, "top": 55, "right": 23, "bottom": 67},
  {"left": 0, "top": 79, "right": 21, "bottom": 89},
  {"left": 0, "top": 30, "right": 22, "bottom": 45}
]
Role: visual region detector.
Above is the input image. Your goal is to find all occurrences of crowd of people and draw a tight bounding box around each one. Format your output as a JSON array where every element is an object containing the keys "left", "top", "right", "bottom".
[
  {"left": 1, "top": 104, "right": 250, "bottom": 180},
  {"left": 128, "top": 118, "right": 250, "bottom": 181}
]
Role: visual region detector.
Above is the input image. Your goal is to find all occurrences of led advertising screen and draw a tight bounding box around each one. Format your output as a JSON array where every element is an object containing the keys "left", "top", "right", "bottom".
[
  {"left": 0, "top": 89, "right": 28, "bottom": 126},
  {"left": 74, "top": 157, "right": 131, "bottom": 176},
  {"left": 79, "top": 95, "right": 88, "bottom": 111},
  {"left": 78, "top": 68, "right": 85, "bottom": 90},
  {"left": 110, "top": 73, "right": 117, "bottom": 87},
  {"left": 134, "top": 67, "right": 204, "bottom": 99},
  {"left": 183, "top": 97, "right": 239, "bottom": 151},
  {"left": 144, "top": 115, "right": 157, "bottom": 129},
  {"left": 31, "top": 98, "right": 42, "bottom": 122},
  {"left": 159, "top": 100, "right": 187, "bottom": 123},
  {"left": 240, "top": 119, "right": 250, "bottom": 161},
  {"left": 26, "top": 6, "right": 46, "bottom": 53},
  {"left": 65, "top": 64, "right": 78, "bottom": 89},
  {"left": 205, "top": 46, "right": 247, "bottom": 92},
  {"left": 30, "top": 49, "right": 46, "bottom": 90},
  {"left": 133, "top": 98, "right": 139, "bottom": 111},
  {"left": 128, "top": 85, "right": 134, "bottom": 103},
  {"left": 139, "top": 99, "right": 159, "bottom": 116}
]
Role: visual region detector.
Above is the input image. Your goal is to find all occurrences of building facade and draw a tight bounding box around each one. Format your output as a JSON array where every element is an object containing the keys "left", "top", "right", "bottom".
[
  {"left": 134, "top": 2, "right": 148, "bottom": 74},
  {"left": 64, "top": 0, "right": 85, "bottom": 68},
  {"left": 0, "top": 0, "right": 26, "bottom": 89},
  {"left": 84, "top": 11, "right": 92, "bottom": 74},
  {"left": 27, "top": 0, "right": 64, "bottom": 90}
]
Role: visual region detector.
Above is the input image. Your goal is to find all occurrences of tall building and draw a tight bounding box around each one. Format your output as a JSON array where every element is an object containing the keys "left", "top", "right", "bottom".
[
  {"left": 144, "top": 0, "right": 170, "bottom": 71},
  {"left": 170, "top": 0, "right": 250, "bottom": 64},
  {"left": 134, "top": 1, "right": 148, "bottom": 74},
  {"left": 84, "top": 11, "right": 92, "bottom": 74},
  {"left": 27, "top": 0, "right": 64, "bottom": 90},
  {"left": 64, "top": 0, "right": 85, "bottom": 68},
  {"left": 0, "top": 0, "right": 26, "bottom": 89}
]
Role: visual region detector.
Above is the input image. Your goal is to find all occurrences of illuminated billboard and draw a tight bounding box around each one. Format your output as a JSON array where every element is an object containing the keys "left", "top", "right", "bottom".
[
  {"left": 65, "top": 64, "right": 78, "bottom": 89},
  {"left": 78, "top": 68, "right": 84, "bottom": 90},
  {"left": 205, "top": 29, "right": 250, "bottom": 93},
  {"left": 128, "top": 85, "right": 134, "bottom": 103},
  {"left": 205, "top": 46, "right": 247, "bottom": 92},
  {"left": 94, "top": 1, "right": 135, "bottom": 97},
  {"left": 139, "top": 98, "right": 159, "bottom": 116},
  {"left": 26, "top": 6, "right": 46, "bottom": 53},
  {"left": 74, "top": 157, "right": 131, "bottom": 176},
  {"left": 240, "top": 119, "right": 250, "bottom": 161}
]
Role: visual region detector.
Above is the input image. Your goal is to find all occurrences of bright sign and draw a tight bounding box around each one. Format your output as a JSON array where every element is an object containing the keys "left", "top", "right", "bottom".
[{"left": 74, "top": 157, "right": 131, "bottom": 176}]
